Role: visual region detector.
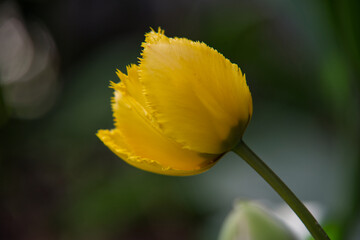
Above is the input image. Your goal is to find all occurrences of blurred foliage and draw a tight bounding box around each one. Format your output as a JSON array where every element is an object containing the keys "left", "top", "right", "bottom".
[
  {"left": 218, "top": 201, "right": 296, "bottom": 240},
  {"left": 307, "top": 221, "right": 342, "bottom": 240},
  {"left": 0, "top": 0, "right": 359, "bottom": 239}
]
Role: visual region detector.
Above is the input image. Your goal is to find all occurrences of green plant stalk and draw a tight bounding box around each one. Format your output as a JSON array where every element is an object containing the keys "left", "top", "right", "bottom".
[{"left": 233, "top": 141, "right": 330, "bottom": 240}]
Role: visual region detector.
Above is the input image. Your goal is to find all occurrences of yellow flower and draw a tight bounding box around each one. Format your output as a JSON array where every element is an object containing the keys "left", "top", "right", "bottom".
[{"left": 97, "top": 28, "right": 252, "bottom": 176}]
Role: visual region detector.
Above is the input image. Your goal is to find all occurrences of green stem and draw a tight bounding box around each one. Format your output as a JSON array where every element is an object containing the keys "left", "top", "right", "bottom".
[{"left": 233, "top": 140, "right": 329, "bottom": 240}]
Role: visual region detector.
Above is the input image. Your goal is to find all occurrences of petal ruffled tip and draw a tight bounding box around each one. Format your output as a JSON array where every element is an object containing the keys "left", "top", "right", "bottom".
[{"left": 143, "top": 27, "right": 168, "bottom": 45}]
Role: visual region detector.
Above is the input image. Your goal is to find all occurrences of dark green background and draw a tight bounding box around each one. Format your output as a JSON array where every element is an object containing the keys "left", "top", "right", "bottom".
[{"left": 1, "top": 0, "right": 359, "bottom": 239}]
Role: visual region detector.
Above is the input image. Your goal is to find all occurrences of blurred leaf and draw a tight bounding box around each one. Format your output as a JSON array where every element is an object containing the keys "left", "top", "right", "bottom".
[
  {"left": 319, "top": 51, "right": 351, "bottom": 120},
  {"left": 306, "top": 221, "right": 342, "bottom": 240},
  {"left": 218, "top": 201, "right": 295, "bottom": 240}
]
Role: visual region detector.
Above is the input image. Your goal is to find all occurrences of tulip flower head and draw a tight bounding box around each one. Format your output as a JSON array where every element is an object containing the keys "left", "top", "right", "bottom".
[{"left": 97, "top": 28, "right": 252, "bottom": 176}]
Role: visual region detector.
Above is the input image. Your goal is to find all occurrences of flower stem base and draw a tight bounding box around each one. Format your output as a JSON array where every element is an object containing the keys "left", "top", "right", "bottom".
[{"left": 233, "top": 141, "right": 329, "bottom": 240}]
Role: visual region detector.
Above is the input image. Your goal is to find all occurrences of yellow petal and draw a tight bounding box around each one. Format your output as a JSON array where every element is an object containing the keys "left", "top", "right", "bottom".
[
  {"left": 97, "top": 70, "right": 221, "bottom": 176},
  {"left": 139, "top": 29, "right": 252, "bottom": 154},
  {"left": 114, "top": 64, "right": 147, "bottom": 108}
]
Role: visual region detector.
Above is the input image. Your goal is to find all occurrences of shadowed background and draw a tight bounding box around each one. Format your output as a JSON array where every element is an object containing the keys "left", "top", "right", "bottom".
[{"left": 0, "top": 0, "right": 359, "bottom": 239}]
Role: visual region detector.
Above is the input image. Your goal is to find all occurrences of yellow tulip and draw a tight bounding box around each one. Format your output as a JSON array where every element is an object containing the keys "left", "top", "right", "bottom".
[{"left": 97, "top": 28, "right": 252, "bottom": 176}]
